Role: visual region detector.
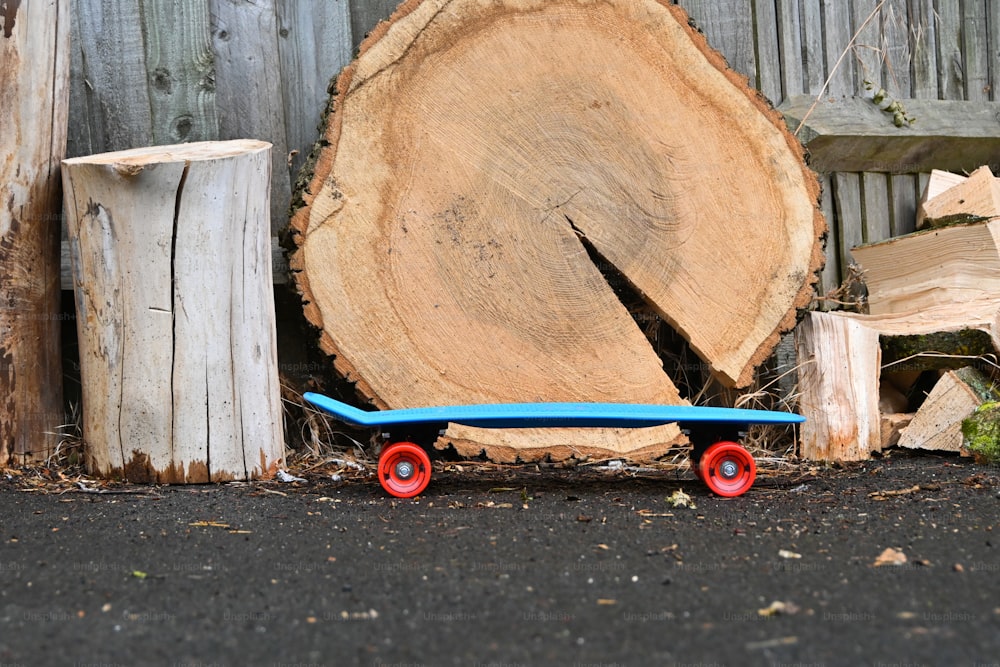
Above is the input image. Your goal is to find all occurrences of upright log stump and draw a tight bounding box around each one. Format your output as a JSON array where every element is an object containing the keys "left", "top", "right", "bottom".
[
  {"left": 0, "top": 0, "right": 70, "bottom": 465},
  {"left": 62, "top": 140, "right": 284, "bottom": 482}
]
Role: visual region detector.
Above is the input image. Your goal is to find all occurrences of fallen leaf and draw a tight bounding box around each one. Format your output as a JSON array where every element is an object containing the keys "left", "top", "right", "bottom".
[
  {"left": 758, "top": 600, "right": 800, "bottom": 617},
  {"left": 666, "top": 489, "right": 696, "bottom": 509},
  {"left": 874, "top": 547, "right": 907, "bottom": 567},
  {"left": 276, "top": 470, "right": 306, "bottom": 483}
]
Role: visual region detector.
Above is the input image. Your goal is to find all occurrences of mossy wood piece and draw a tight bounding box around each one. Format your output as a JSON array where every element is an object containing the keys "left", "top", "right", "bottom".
[
  {"left": 881, "top": 330, "right": 997, "bottom": 371},
  {"left": 289, "top": 0, "right": 825, "bottom": 461},
  {"left": 916, "top": 170, "right": 969, "bottom": 229},
  {"left": 919, "top": 166, "right": 1000, "bottom": 230},
  {"left": 898, "top": 367, "right": 999, "bottom": 454},
  {"left": 963, "top": 402, "right": 1000, "bottom": 464}
]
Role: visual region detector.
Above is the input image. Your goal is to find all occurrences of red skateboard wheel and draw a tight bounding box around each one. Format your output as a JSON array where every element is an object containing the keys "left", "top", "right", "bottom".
[
  {"left": 698, "top": 441, "right": 755, "bottom": 497},
  {"left": 378, "top": 441, "right": 431, "bottom": 498}
]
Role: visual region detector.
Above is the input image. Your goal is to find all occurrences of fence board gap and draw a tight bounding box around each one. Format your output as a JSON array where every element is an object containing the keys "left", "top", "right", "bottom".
[{"left": 753, "top": 0, "right": 784, "bottom": 101}]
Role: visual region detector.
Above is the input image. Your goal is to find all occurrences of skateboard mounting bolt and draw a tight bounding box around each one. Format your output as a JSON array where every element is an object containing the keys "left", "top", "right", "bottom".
[
  {"left": 395, "top": 460, "right": 415, "bottom": 480},
  {"left": 719, "top": 460, "right": 739, "bottom": 479}
]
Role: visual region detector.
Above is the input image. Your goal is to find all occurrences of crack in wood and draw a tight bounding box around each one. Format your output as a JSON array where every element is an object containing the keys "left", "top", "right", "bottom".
[{"left": 170, "top": 162, "right": 190, "bottom": 471}]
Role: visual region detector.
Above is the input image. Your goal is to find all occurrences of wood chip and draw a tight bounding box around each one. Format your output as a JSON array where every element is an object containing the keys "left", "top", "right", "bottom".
[{"left": 873, "top": 547, "right": 908, "bottom": 567}]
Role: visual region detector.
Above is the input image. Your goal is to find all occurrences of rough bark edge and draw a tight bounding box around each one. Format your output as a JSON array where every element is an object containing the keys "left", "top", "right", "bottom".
[
  {"left": 288, "top": 0, "right": 827, "bottom": 400},
  {"left": 435, "top": 425, "right": 688, "bottom": 464},
  {"left": 668, "top": 5, "right": 827, "bottom": 387}
]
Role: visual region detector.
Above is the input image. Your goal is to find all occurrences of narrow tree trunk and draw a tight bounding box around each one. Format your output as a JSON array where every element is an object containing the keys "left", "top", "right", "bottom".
[
  {"left": 62, "top": 140, "right": 284, "bottom": 482},
  {"left": 0, "top": 0, "right": 70, "bottom": 465}
]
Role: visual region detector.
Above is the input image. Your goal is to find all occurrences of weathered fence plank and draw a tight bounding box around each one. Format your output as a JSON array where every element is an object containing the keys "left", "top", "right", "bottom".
[
  {"left": 276, "top": 1, "right": 353, "bottom": 180},
  {"left": 852, "top": 0, "right": 892, "bottom": 246},
  {"left": 822, "top": 0, "right": 863, "bottom": 288},
  {"left": 141, "top": 1, "right": 218, "bottom": 144},
  {"left": 881, "top": 0, "right": 911, "bottom": 95},
  {"left": 962, "top": 0, "right": 990, "bottom": 101},
  {"left": 681, "top": 0, "right": 756, "bottom": 82},
  {"left": 780, "top": 96, "right": 1000, "bottom": 173},
  {"left": 67, "top": 1, "right": 153, "bottom": 157},
  {"left": 908, "top": 0, "right": 937, "bottom": 98},
  {"left": 936, "top": 0, "right": 965, "bottom": 99},
  {"left": 800, "top": 0, "right": 828, "bottom": 93},
  {"left": 349, "top": 0, "right": 400, "bottom": 49},
  {"left": 991, "top": 0, "right": 1000, "bottom": 100},
  {"left": 886, "top": 0, "right": 917, "bottom": 238},
  {"left": 210, "top": 0, "right": 291, "bottom": 233},
  {"left": 753, "top": 0, "right": 783, "bottom": 102},
  {"left": 775, "top": 0, "right": 803, "bottom": 99}
]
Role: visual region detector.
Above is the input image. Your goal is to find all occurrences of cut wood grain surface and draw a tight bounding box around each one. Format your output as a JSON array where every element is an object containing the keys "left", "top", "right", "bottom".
[
  {"left": 852, "top": 221, "right": 1000, "bottom": 315},
  {"left": 291, "top": 0, "right": 824, "bottom": 415},
  {"left": 897, "top": 367, "right": 995, "bottom": 454},
  {"left": 919, "top": 166, "right": 1000, "bottom": 227}
]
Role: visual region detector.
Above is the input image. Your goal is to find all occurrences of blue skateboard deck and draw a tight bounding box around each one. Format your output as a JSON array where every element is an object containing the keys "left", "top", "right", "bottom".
[
  {"left": 304, "top": 392, "right": 803, "bottom": 500},
  {"left": 303, "top": 392, "right": 805, "bottom": 430}
]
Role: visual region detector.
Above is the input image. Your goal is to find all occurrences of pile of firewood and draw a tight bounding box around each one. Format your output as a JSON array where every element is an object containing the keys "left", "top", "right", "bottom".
[{"left": 796, "top": 166, "right": 1000, "bottom": 461}]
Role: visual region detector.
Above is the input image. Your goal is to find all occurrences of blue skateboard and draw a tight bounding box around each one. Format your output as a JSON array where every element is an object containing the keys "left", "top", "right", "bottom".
[{"left": 303, "top": 392, "right": 804, "bottom": 498}]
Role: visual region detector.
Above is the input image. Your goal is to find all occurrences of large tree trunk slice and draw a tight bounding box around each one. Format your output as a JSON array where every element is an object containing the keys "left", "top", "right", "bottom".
[{"left": 290, "top": 0, "right": 823, "bottom": 458}]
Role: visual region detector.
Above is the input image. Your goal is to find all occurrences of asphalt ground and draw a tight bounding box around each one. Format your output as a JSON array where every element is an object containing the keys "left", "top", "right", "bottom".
[{"left": 1, "top": 452, "right": 999, "bottom": 667}]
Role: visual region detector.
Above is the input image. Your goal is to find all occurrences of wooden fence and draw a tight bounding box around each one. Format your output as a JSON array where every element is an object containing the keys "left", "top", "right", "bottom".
[{"left": 66, "top": 0, "right": 1000, "bottom": 294}]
